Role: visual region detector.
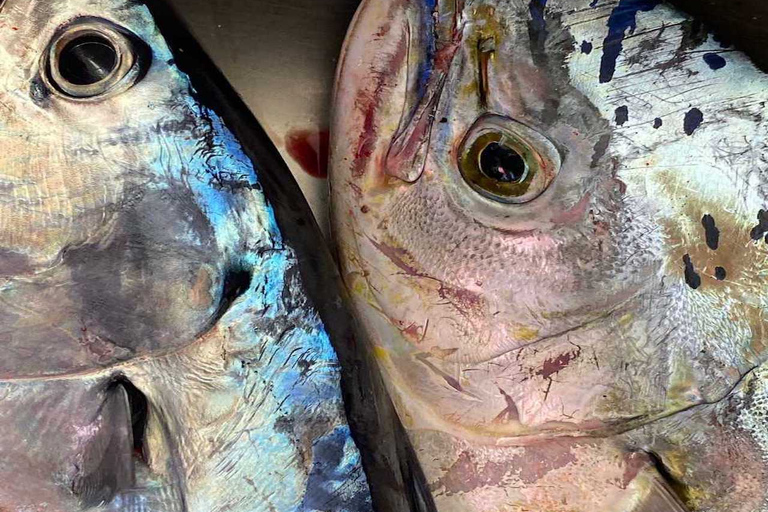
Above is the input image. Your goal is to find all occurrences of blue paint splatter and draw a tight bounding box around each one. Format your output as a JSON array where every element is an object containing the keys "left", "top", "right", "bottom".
[
  {"left": 599, "top": 0, "right": 662, "bottom": 83},
  {"left": 703, "top": 52, "right": 726, "bottom": 70},
  {"left": 653, "top": 117, "right": 663, "bottom": 129},
  {"left": 615, "top": 105, "right": 629, "bottom": 125},
  {"left": 684, "top": 108, "right": 703, "bottom": 135},
  {"left": 581, "top": 40, "right": 593, "bottom": 54},
  {"left": 715, "top": 266, "right": 726, "bottom": 280}
]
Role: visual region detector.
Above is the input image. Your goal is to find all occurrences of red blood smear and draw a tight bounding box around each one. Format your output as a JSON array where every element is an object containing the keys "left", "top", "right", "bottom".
[{"left": 284, "top": 128, "right": 329, "bottom": 179}]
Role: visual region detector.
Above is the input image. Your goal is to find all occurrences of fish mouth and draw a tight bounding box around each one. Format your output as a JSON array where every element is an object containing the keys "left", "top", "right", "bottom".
[
  {"left": 78, "top": 378, "right": 188, "bottom": 512},
  {"left": 97, "top": 379, "right": 187, "bottom": 512}
]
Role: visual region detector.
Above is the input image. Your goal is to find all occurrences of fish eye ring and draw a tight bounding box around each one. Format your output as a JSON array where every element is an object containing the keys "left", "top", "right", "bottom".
[
  {"left": 458, "top": 115, "right": 561, "bottom": 204},
  {"left": 43, "top": 19, "right": 145, "bottom": 100}
]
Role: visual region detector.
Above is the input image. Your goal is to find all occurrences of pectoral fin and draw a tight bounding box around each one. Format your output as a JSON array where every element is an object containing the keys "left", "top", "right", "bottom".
[
  {"left": 632, "top": 471, "right": 690, "bottom": 512},
  {"left": 71, "top": 382, "right": 135, "bottom": 507}
]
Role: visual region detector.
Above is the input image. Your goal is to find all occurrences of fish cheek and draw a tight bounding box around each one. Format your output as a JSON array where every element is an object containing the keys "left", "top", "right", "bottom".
[{"left": 62, "top": 188, "right": 224, "bottom": 355}]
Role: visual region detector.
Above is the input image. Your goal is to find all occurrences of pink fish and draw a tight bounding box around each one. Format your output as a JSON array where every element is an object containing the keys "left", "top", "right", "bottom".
[{"left": 331, "top": 0, "right": 768, "bottom": 510}]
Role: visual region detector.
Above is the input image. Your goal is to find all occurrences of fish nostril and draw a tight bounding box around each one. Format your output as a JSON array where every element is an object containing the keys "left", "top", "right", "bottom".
[
  {"left": 197, "top": 267, "right": 253, "bottom": 334},
  {"left": 58, "top": 34, "right": 118, "bottom": 86},
  {"left": 216, "top": 268, "right": 253, "bottom": 316}
]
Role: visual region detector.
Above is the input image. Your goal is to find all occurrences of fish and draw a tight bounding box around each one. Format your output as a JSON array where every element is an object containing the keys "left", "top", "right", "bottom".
[
  {"left": 330, "top": 0, "right": 768, "bottom": 510},
  {"left": 0, "top": 0, "right": 431, "bottom": 510}
]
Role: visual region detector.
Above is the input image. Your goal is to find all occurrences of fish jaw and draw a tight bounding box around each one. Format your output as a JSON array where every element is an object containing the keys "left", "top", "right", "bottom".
[
  {"left": 332, "top": 0, "right": 768, "bottom": 508},
  {"left": 0, "top": 0, "right": 373, "bottom": 510}
]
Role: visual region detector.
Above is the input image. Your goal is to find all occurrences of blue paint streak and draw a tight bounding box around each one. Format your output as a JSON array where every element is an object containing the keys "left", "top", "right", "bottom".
[
  {"left": 529, "top": 0, "right": 548, "bottom": 36},
  {"left": 599, "top": 0, "right": 662, "bottom": 83},
  {"left": 703, "top": 52, "right": 727, "bottom": 70},
  {"left": 414, "top": 0, "right": 438, "bottom": 104}
]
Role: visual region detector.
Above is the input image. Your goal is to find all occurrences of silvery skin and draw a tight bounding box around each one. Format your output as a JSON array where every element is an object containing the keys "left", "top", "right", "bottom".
[{"left": 0, "top": 1, "right": 376, "bottom": 510}]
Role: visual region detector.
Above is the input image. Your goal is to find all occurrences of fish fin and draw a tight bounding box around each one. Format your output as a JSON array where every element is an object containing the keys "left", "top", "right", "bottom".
[
  {"left": 384, "top": 0, "right": 463, "bottom": 183},
  {"left": 71, "top": 382, "right": 135, "bottom": 507},
  {"left": 631, "top": 473, "right": 690, "bottom": 512}
]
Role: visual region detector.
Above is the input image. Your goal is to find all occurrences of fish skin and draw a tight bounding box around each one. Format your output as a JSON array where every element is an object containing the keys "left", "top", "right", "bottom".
[
  {"left": 0, "top": 0, "right": 411, "bottom": 510},
  {"left": 330, "top": 0, "right": 768, "bottom": 510}
]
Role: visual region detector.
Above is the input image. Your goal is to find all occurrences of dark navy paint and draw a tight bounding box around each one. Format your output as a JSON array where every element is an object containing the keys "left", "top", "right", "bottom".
[
  {"left": 529, "top": 0, "right": 548, "bottom": 34},
  {"left": 581, "top": 40, "right": 593, "bottom": 54},
  {"left": 684, "top": 108, "right": 703, "bottom": 135},
  {"left": 701, "top": 214, "right": 719, "bottom": 250},
  {"left": 653, "top": 117, "right": 662, "bottom": 129},
  {"left": 714, "top": 266, "right": 727, "bottom": 281},
  {"left": 750, "top": 209, "right": 768, "bottom": 241},
  {"left": 599, "top": 0, "right": 662, "bottom": 83},
  {"left": 615, "top": 105, "right": 629, "bottom": 126},
  {"left": 529, "top": 0, "right": 549, "bottom": 61},
  {"left": 683, "top": 254, "right": 701, "bottom": 289},
  {"left": 703, "top": 52, "right": 727, "bottom": 70}
]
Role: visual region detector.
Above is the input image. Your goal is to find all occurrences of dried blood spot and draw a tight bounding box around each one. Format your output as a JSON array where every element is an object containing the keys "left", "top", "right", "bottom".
[{"left": 284, "top": 128, "right": 329, "bottom": 179}]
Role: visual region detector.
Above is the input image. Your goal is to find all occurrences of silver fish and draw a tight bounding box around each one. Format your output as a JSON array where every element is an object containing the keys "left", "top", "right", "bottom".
[
  {"left": 0, "top": 0, "right": 422, "bottom": 510},
  {"left": 331, "top": 0, "right": 768, "bottom": 510}
]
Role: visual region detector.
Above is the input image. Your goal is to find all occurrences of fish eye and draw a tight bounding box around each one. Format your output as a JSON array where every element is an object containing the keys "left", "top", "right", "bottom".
[
  {"left": 43, "top": 19, "right": 147, "bottom": 99},
  {"left": 458, "top": 116, "right": 560, "bottom": 204},
  {"left": 59, "top": 34, "right": 118, "bottom": 85}
]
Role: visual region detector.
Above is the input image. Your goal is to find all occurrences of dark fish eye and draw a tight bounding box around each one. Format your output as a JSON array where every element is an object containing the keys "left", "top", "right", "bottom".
[
  {"left": 478, "top": 141, "right": 528, "bottom": 183},
  {"left": 458, "top": 115, "right": 560, "bottom": 204},
  {"left": 43, "top": 19, "right": 148, "bottom": 99},
  {"left": 59, "top": 34, "right": 118, "bottom": 86}
]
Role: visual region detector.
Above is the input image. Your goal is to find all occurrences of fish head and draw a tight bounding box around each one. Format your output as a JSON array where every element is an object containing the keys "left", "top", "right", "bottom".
[
  {"left": 331, "top": 0, "right": 768, "bottom": 440},
  {"left": 0, "top": 1, "right": 256, "bottom": 370},
  {"left": 0, "top": 1, "right": 372, "bottom": 510}
]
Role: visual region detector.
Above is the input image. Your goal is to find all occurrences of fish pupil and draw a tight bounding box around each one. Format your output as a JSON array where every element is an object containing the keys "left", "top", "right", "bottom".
[
  {"left": 479, "top": 142, "right": 527, "bottom": 183},
  {"left": 59, "top": 35, "right": 118, "bottom": 86}
]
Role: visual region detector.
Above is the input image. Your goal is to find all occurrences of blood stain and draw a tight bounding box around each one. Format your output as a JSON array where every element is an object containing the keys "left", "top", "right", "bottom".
[{"left": 284, "top": 128, "right": 329, "bottom": 179}]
